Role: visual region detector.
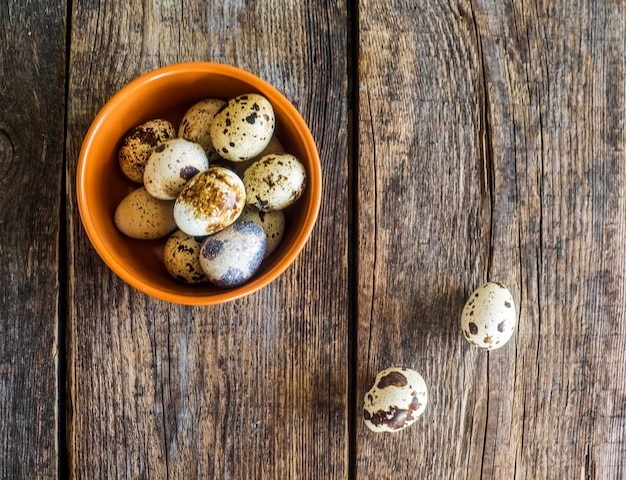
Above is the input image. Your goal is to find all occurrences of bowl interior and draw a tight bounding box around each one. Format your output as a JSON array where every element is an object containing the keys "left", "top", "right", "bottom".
[{"left": 77, "top": 63, "right": 320, "bottom": 304}]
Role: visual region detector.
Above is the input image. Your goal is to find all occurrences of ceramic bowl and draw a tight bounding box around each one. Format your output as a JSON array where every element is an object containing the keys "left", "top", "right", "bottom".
[{"left": 77, "top": 62, "right": 321, "bottom": 305}]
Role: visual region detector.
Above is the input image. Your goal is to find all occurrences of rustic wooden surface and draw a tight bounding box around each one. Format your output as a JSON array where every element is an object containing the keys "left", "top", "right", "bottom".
[{"left": 2, "top": 0, "right": 626, "bottom": 478}]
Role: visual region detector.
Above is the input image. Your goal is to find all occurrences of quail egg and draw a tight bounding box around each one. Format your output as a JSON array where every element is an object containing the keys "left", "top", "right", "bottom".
[
  {"left": 163, "top": 230, "right": 209, "bottom": 284},
  {"left": 118, "top": 119, "right": 176, "bottom": 183},
  {"left": 461, "top": 281, "right": 517, "bottom": 350},
  {"left": 363, "top": 367, "right": 428, "bottom": 433},
  {"left": 210, "top": 93, "right": 275, "bottom": 162},
  {"left": 199, "top": 220, "right": 267, "bottom": 287},
  {"left": 173, "top": 166, "right": 246, "bottom": 237},
  {"left": 243, "top": 153, "right": 307, "bottom": 211},
  {"left": 143, "top": 138, "right": 209, "bottom": 200},
  {"left": 114, "top": 187, "right": 177, "bottom": 240},
  {"left": 178, "top": 98, "right": 227, "bottom": 161}
]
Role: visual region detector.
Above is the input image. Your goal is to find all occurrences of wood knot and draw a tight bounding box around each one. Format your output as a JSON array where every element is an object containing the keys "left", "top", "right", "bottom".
[{"left": 0, "top": 127, "right": 15, "bottom": 184}]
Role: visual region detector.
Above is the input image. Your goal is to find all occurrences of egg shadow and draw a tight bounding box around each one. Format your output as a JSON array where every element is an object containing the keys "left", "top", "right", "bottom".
[{"left": 399, "top": 283, "right": 469, "bottom": 358}]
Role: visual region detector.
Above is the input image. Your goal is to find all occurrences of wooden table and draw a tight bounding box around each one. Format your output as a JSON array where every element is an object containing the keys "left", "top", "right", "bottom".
[{"left": 2, "top": 0, "right": 626, "bottom": 478}]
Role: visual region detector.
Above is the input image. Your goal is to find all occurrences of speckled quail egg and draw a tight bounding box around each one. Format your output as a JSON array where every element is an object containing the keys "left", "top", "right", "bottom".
[
  {"left": 199, "top": 220, "right": 267, "bottom": 287},
  {"left": 243, "top": 153, "right": 307, "bottom": 212},
  {"left": 118, "top": 119, "right": 177, "bottom": 183},
  {"left": 232, "top": 134, "right": 285, "bottom": 176},
  {"left": 143, "top": 138, "right": 209, "bottom": 200},
  {"left": 210, "top": 93, "right": 275, "bottom": 162},
  {"left": 174, "top": 166, "right": 246, "bottom": 237},
  {"left": 363, "top": 367, "right": 428, "bottom": 433},
  {"left": 461, "top": 281, "right": 517, "bottom": 350},
  {"left": 114, "top": 187, "right": 177, "bottom": 240},
  {"left": 178, "top": 98, "right": 227, "bottom": 161},
  {"left": 237, "top": 206, "right": 285, "bottom": 258},
  {"left": 163, "top": 230, "right": 209, "bottom": 284}
]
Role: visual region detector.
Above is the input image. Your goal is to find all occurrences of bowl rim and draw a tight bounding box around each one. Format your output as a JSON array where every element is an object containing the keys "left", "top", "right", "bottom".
[{"left": 76, "top": 61, "right": 322, "bottom": 305}]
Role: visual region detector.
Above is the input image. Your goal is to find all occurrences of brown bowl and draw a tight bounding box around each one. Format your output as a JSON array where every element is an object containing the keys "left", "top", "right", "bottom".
[{"left": 76, "top": 62, "right": 321, "bottom": 305}]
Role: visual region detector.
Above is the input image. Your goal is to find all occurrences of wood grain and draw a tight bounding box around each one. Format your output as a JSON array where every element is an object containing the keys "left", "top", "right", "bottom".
[
  {"left": 356, "top": 0, "right": 626, "bottom": 478},
  {"left": 65, "top": 0, "right": 348, "bottom": 478},
  {"left": 0, "top": 1, "right": 67, "bottom": 477}
]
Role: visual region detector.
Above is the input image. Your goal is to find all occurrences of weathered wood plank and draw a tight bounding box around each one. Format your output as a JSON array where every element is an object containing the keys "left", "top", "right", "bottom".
[
  {"left": 357, "top": 0, "right": 626, "bottom": 478},
  {"left": 473, "top": 0, "right": 626, "bottom": 477},
  {"left": 66, "top": 1, "right": 348, "bottom": 478},
  {"left": 356, "top": 0, "right": 490, "bottom": 477},
  {"left": 0, "top": 1, "right": 67, "bottom": 478}
]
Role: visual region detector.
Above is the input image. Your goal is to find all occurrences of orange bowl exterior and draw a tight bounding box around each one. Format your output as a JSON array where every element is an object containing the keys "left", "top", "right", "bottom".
[{"left": 77, "top": 62, "right": 321, "bottom": 305}]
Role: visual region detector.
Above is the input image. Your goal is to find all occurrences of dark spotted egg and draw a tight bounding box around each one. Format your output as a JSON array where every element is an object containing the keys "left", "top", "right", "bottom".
[
  {"left": 363, "top": 367, "right": 428, "bottom": 433},
  {"left": 163, "top": 230, "right": 209, "bottom": 285},
  {"left": 198, "top": 221, "right": 267, "bottom": 288},
  {"left": 118, "top": 119, "right": 176, "bottom": 183},
  {"left": 209, "top": 93, "right": 275, "bottom": 162},
  {"left": 461, "top": 282, "right": 516, "bottom": 350}
]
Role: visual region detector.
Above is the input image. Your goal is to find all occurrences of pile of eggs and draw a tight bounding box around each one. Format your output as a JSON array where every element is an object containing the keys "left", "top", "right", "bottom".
[{"left": 113, "top": 93, "right": 307, "bottom": 288}]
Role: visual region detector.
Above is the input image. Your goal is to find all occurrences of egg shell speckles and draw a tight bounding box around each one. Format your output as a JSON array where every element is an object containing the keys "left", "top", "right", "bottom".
[
  {"left": 114, "top": 187, "right": 177, "bottom": 240},
  {"left": 178, "top": 98, "right": 227, "bottom": 161},
  {"left": 143, "top": 138, "right": 209, "bottom": 200},
  {"left": 118, "top": 119, "right": 177, "bottom": 183},
  {"left": 210, "top": 93, "right": 275, "bottom": 162},
  {"left": 199, "top": 221, "right": 267, "bottom": 287},
  {"left": 363, "top": 367, "right": 428, "bottom": 433},
  {"left": 237, "top": 206, "right": 285, "bottom": 258},
  {"left": 173, "top": 166, "right": 246, "bottom": 237},
  {"left": 461, "top": 282, "right": 517, "bottom": 350},
  {"left": 243, "top": 153, "right": 307, "bottom": 212},
  {"left": 163, "top": 230, "right": 209, "bottom": 284}
]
